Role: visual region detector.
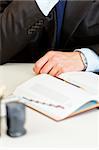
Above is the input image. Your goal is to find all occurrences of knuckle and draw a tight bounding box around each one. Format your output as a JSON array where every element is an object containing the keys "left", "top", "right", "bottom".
[
  {"left": 57, "top": 64, "right": 65, "bottom": 72},
  {"left": 51, "top": 56, "right": 58, "bottom": 62},
  {"left": 57, "top": 63, "right": 62, "bottom": 69},
  {"left": 47, "top": 50, "right": 55, "bottom": 56},
  {"left": 53, "top": 57, "right": 58, "bottom": 61}
]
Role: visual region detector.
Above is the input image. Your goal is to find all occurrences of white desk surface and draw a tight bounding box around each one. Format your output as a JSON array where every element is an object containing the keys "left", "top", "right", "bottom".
[{"left": 0, "top": 63, "right": 99, "bottom": 149}]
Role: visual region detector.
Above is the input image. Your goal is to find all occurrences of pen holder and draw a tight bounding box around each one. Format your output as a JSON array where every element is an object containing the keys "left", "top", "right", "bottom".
[{"left": 6, "top": 102, "right": 26, "bottom": 137}]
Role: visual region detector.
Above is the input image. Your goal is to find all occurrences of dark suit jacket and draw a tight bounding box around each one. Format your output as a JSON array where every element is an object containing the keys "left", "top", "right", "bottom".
[{"left": 0, "top": 0, "right": 99, "bottom": 64}]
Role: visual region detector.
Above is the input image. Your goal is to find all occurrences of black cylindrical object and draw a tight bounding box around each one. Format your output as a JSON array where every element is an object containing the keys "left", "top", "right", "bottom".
[{"left": 6, "top": 102, "right": 26, "bottom": 137}]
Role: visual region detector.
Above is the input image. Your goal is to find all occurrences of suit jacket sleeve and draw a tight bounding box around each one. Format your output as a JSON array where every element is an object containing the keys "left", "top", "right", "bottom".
[
  {"left": 80, "top": 1, "right": 99, "bottom": 56},
  {"left": 0, "top": 0, "right": 47, "bottom": 64}
]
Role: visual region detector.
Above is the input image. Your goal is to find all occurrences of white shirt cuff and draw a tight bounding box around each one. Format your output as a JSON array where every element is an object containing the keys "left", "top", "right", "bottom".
[
  {"left": 75, "top": 48, "right": 99, "bottom": 72},
  {"left": 36, "top": 0, "right": 59, "bottom": 16}
]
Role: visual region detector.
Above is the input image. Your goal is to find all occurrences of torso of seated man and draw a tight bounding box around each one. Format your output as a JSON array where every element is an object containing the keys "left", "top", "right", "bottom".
[{"left": 0, "top": 0, "right": 99, "bottom": 67}]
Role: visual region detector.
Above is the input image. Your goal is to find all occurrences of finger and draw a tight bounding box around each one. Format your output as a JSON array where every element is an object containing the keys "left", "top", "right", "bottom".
[
  {"left": 55, "top": 64, "right": 65, "bottom": 76},
  {"left": 34, "top": 56, "right": 48, "bottom": 74},
  {"left": 49, "top": 65, "right": 61, "bottom": 76},
  {"left": 40, "top": 60, "right": 55, "bottom": 74},
  {"left": 55, "top": 70, "right": 63, "bottom": 77},
  {"left": 34, "top": 51, "right": 54, "bottom": 74}
]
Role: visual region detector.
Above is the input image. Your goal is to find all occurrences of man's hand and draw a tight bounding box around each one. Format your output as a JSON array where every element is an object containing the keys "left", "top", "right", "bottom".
[{"left": 33, "top": 51, "right": 85, "bottom": 76}]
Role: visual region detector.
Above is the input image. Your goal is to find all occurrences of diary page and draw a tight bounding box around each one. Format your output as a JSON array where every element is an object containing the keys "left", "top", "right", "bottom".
[
  {"left": 59, "top": 72, "right": 99, "bottom": 97},
  {"left": 13, "top": 74, "right": 98, "bottom": 120}
]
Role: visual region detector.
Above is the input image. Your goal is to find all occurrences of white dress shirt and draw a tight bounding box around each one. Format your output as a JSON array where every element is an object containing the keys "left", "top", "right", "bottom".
[
  {"left": 36, "top": 0, "right": 59, "bottom": 16},
  {"left": 36, "top": 0, "right": 99, "bottom": 72}
]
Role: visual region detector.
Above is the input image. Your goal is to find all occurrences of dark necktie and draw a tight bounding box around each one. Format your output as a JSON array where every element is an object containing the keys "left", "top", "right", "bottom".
[{"left": 56, "top": 0, "right": 66, "bottom": 46}]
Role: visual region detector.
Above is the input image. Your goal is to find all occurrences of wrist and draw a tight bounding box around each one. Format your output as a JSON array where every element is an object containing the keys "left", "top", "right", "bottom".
[{"left": 79, "top": 52, "right": 88, "bottom": 71}]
